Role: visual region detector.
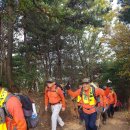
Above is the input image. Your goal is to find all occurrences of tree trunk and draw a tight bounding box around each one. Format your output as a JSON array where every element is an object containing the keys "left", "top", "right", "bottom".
[
  {"left": 7, "top": 2, "right": 13, "bottom": 85},
  {"left": 55, "top": 38, "right": 62, "bottom": 82}
]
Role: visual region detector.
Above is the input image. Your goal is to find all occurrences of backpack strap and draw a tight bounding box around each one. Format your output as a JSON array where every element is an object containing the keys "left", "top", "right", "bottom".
[
  {"left": 91, "top": 85, "right": 96, "bottom": 99},
  {"left": 46, "top": 84, "right": 61, "bottom": 94},
  {"left": 90, "top": 85, "right": 101, "bottom": 106},
  {"left": 3, "top": 94, "right": 14, "bottom": 119},
  {"left": 80, "top": 85, "right": 95, "bottom": 97},
  {"left": 80, "top": 85, "right": 98, "bottom": 103},
  {"left": 80, "top": 86, "right": 83, "bottom": 97}
]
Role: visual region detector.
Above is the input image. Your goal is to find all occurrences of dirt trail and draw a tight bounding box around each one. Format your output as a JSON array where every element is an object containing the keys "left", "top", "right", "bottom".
[
  {"left": 36, "top": 111, "right": 130, "bottom": 130},
  {"left": 100, "top": 112, "right": 130, "bottom": 130},
  {"left": 62, "top": 111, "right": 130, "bottom": 130},
  {"left": 31, "top": 95, "right": 130, "bottom": 130}
]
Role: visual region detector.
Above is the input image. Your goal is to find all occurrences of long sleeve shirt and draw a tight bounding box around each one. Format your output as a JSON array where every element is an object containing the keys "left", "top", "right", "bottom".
[
  {"left": 6, "top": 96, "right": 27, "bottom": 130},
  {"left": 45, "top": 85, "right": 65, "bottom": 108}
]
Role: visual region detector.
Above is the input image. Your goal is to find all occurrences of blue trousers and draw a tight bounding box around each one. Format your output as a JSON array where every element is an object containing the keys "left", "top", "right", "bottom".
[
  {"left": 84, "top": 112, "right": 97, "bottom": 130},
  {"left": 107, "top": 104, "right": 114, "bottom": 117}
]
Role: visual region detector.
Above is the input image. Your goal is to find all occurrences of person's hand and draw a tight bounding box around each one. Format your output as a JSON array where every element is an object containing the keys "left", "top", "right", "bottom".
[
  {"left": 45, "top": 106, "right": 48, "bottom": 112},
  {"left": 62, "top": 107, "right": 65, "bottom": 111},
  {"left": 65, "top": 82, "right": 71, "bottom": 90}
]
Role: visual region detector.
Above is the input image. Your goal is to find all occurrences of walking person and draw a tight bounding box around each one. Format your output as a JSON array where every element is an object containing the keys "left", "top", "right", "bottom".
[
  {"left": 107, "top": 87, "right": 117, "bottom": 118},
  {"left": 44, "top": 79, "right": 66, "bottom": 130},
  {"left": 65, "top": 78, "right": 106, "bottom": 130},
  {"left": 0, "top": 82, "right": 27, "bottom": 130},
  {"left": 102, "top": 86, "right": 109, "bottom": 124}
]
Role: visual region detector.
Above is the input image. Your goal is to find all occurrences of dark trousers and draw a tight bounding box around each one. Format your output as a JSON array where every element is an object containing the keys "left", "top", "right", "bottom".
[
  {"left": 107, "top": 104, "right": 114, "bottom": 117},
  {"left": 84, "top": 112, "right": 97, "bottom": 130},
  {"left": 78, "top": 106, "right": 84, "bottom": 121},
  {"left": 102, "top": 111, "right": 107, "bottom": 122}
]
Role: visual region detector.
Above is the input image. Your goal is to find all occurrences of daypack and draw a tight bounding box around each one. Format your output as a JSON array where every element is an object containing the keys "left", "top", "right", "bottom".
[
  {"left": 55, "top": 83, "right": 67, "bottom": 96},
  {"left": 0, "top": 108, "right": 7, "bottom": 130},
  {"left": 4, "top": 93, "right": 39, "bottom": 129}
]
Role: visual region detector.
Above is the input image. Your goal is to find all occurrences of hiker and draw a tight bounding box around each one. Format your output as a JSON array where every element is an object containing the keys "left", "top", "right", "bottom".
[
  {"left": 65, "top": 78, "right": 106, "bottom": 130},
  {"left": 102, "top": 86, "right": 109, "bottom": 124},
  {"left": 115, "top": 100, "right": 123, "bottom": 111},
  {"left": 107, "top": 87, "right": 117, "bottom": 118},
  {"left": 44, "top": 79, "right": 66, "bottom": 130},
  {"left": 0, "top": 82, "right": 27, "bottom": 130}
]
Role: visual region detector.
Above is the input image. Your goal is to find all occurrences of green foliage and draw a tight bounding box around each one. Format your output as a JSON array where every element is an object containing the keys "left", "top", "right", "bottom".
[
  {"left": 0, "top": 0, "right": 112, "bottom": 90},
  {"left": 119, "top": 0, "right": 130, "bottom": 23}
]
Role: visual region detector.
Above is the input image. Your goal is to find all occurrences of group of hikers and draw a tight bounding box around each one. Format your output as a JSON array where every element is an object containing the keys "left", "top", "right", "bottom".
[
  {"left": 0, "top": 77, "right": 118, "bottom": 130},
  {"left": 45, "top": 78, "right": 117, "bottom": 130}
]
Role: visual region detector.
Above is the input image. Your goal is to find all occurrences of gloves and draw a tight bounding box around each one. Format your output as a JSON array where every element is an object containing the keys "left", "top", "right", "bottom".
[{"left": 65, "top": 82, "right": 71, "bottom": 90}]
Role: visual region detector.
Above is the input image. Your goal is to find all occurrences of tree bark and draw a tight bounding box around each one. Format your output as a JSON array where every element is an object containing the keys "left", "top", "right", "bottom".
[
  {"left": 7, "top": 2, "right": 13, "bottom": 85},
  {"left": 55, "top": 37, "right": 62, "bottom": 82}
]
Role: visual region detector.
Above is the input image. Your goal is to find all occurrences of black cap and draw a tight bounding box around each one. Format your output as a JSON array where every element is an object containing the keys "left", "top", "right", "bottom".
[
  {"left": 46, "top": 78, "right": 55, "bottom": 83},
  {"left": 46, "top": 81, "right": 53, "bottom": 83},
  {"left": 102, "top": 86, "right": 107, "bottom": 90}
]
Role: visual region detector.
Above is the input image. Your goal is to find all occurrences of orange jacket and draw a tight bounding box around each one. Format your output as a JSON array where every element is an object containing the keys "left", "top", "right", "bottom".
[
  {"left": 45, "top": 85, "right": 65, "bottom": 108},
  {"left": 6, "top": 96, "right": 27, "bottom": 130},
  {"left": 77, "top": 100, "right": 83, "bottom": 106},
  {"left": 107, "top": 90, "right": 117, "bottom": 105},
  {"left": 105, "top": 95, "right": 109, "bottom": 106},
  {"left": 68, "top": 87, "right": 106, "bottom": 114},
  {"left": 97, "top": 88, "right": 106, "bottom": 107},
  {"left": 104, "top": 87, "right": 110, "bottom": 97}
]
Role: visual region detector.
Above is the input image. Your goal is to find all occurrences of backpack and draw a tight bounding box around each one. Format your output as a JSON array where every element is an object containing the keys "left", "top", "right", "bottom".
[
  {"left": 47, "top": 83, "right": 65, "bottom": 96},
  {"left": 4, "top": 93, "right": 39, "bottom": 129},
  {"left": 55, "top": 83, "right": 66, "bottom": 96},
  {"left": 0, "top": 107, "right": 7, "bottom": 130}
]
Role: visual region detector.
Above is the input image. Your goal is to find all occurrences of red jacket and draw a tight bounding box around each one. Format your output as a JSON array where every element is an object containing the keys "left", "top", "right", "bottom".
[{"left": 6, "top": 96, "right": 27, "bottom": 130}]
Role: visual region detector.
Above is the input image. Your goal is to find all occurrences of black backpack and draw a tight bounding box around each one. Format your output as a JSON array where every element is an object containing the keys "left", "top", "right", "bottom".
[{"left": 4, "top": 93, "right": 39, "bottom": 129}]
